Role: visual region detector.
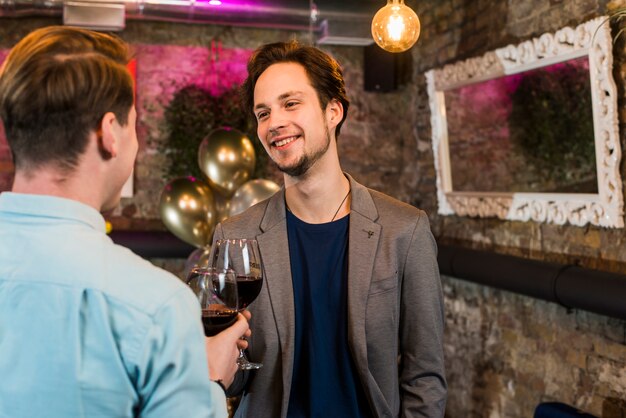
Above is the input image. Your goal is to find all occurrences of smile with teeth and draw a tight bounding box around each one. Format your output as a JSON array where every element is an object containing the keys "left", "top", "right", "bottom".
[{"left": 273, "top": 135, "right": 299, "bottom": 147}]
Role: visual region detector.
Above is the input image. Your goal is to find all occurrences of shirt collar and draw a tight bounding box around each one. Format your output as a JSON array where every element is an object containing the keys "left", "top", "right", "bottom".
[{"left": 0, "top": 192, "right": 106, "bottom": 232}]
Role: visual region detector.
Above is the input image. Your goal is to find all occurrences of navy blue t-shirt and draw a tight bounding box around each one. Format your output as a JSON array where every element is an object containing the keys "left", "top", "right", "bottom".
[{"left": 285, "top": 209, "right": 371, "bottom": 418}]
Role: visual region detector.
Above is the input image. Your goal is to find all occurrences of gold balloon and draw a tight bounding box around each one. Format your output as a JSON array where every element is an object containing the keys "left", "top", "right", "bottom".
[
  {"left": 198, "top": 127, "right": 256, "bottom": 197},
  {"left": 229, "top": 179, "right": 281, "bottom": 217},
  {"left": 159, "top": 177, "right": 217, "bottom": 248}
]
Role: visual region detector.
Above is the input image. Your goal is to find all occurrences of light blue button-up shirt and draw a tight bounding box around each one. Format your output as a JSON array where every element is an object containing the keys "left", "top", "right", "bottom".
[{"left": 0, "top": 192, "right": 227, "bottom": 418}]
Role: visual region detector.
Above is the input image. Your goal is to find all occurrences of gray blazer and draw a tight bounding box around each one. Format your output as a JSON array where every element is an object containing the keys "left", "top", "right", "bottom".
[{"left": 215, "top": 174, "right": 447, "bottom": 418}]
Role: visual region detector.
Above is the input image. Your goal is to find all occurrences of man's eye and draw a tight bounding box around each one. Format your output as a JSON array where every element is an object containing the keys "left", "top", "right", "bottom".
[
  {"left": 256, "top": 111, "right": 269, "bottom": 120},
  {"left": 285, "top": 101, "right": 298, "bottom": 108}
]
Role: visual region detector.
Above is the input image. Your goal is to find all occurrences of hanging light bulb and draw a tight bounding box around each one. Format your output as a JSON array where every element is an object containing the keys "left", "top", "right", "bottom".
[{"left": 371, "top": 0, "right": 421, "bottom": 53}]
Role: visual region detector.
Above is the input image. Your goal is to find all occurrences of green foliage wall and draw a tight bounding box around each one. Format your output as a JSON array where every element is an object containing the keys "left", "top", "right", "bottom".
[{"left": 509, "top": 60, "right": 596, "bottom": 192}]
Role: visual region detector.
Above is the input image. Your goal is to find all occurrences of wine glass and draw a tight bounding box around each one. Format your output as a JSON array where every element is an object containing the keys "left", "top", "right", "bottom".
[
  {"left": 211, "top": 238, "right": 264, "bottom": 370},
  {"left": 186, "top": 267, "right": 239, "bottom": 337}
]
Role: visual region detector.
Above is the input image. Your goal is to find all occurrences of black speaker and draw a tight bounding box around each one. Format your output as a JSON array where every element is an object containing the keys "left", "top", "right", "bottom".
[{"left": 363, "top": 44, "right": 412, "bottom": 92}]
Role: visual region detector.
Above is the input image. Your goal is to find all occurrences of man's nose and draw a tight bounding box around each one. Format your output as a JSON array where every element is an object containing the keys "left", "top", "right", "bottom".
[{"left": 268, "top": 111, "right": 287, "bottom": 133}]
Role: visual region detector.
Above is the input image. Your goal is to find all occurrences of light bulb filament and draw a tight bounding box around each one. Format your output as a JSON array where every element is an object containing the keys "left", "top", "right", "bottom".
[{"left": 387, "top": 15, "right": 405, "bottom": 41}]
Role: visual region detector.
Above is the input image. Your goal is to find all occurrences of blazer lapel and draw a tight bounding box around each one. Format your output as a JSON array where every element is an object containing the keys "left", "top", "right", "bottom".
[
  {"left": 256, "top": 189, "right": 295, "bottom": 414},
  {"left": 345, "top": 175, "right": 381, "bottom": 391}
]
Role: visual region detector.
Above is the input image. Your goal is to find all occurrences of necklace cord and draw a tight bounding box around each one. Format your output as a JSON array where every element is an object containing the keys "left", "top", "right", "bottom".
[
  {"left": 330, "top": 187, "right": 351, "bottom": 222},
  {"left": 284, "top": 185, "right": 352, "bottom": 222}
]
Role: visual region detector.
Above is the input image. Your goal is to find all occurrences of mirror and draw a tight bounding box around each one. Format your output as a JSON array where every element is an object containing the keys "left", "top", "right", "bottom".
[{"left": 426, "top": 17, "right": 623, "bottom": 227}]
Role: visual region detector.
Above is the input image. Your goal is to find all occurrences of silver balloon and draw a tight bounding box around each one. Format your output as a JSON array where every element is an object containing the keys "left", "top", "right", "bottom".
[
  {"left": 228, "top": 179, "right": 281, "bottom": 217},
  {"left": 159, "top": 177, "right": 217, "bottom": 248},
  {"left": 183, "top": 246, "right": 212, "bottom": 279},
  {"left": 213, "top": 193, "right": 231, "bottom": 224},
  {"left": 198, "top": 127, "right": 256, "bottom": 197}
]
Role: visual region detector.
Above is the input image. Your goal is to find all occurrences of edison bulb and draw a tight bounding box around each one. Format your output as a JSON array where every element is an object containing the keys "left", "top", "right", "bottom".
[{"left": 371, "top": 0, "right": 420, "bottom": 53}]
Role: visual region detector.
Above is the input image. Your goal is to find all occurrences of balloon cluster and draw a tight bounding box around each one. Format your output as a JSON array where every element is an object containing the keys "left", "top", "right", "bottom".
[{"left": 159, "top": 127, "right": 280, "bottom": 273}]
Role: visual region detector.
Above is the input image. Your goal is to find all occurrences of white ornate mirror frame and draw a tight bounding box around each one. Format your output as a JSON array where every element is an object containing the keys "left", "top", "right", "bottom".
[{"left": 426, "top": 17, "right": 624, "bottom": 228}]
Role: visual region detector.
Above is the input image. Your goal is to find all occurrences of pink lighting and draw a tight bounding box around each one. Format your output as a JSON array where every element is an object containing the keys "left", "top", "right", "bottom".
[{"left": 208, "top": 0, "right": 221, "bottom": 4}]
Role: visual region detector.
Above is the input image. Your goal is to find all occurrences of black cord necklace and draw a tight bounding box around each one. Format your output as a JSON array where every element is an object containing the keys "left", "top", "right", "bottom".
[
  {"left": 285, "top": 186, "right": 351, "bottom": 222},
  {"left": 330, "top": 187, "right": 351, "bottom": 222}
]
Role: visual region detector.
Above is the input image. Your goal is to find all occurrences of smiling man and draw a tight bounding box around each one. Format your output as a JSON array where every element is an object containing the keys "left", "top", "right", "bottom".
[{"left": 214, "top": 41, "right": 447, "bottom": 418}]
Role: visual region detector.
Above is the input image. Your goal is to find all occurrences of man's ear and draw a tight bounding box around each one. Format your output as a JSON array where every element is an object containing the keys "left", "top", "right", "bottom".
[
  {"left": 98, "top": 112, "right": 119, "bottom": 159},
  {"left": 325, "top": 99, "right": 344, "bottom": 129}
]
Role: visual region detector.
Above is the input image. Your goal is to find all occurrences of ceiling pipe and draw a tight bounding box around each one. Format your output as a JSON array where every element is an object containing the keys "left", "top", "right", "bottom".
[{"left": 0, "top": 0, "right": 374, "bottom": 44}]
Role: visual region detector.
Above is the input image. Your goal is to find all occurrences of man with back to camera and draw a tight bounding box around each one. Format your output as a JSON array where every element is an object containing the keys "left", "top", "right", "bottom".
[
  {"left": 213, "top": 41, "right": 447, "bottom": 417},
  {"left": 0, "top": 26, "right": 250, "bottom": 418}
]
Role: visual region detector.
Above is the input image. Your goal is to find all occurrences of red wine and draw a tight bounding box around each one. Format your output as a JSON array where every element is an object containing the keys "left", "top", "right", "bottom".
[
  {"left": 202, "top": 308, "right": 238, "bottom": 337},
  {"left": 236, "top": 275, "right": 263, "bottom": 309}
]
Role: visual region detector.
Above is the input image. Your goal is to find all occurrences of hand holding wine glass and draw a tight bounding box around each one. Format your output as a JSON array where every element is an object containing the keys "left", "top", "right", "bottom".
[
  {"left": 212, "top": 238, "right": 264, "bottom": 370},
  {"left": 187, "top": 266, "right": 251, "bottom": 386},
  {"left": 203, "top": 311, "right": 251, "bottom": 388}
]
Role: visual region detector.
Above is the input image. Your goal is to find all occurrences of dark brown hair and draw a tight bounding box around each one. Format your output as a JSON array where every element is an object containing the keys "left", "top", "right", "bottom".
[
  {"left": 241, "top": 41, "right": 350, "bottom": 137},
  {"left": 0, "top": 26, "right": 134, "bottom": 172}
]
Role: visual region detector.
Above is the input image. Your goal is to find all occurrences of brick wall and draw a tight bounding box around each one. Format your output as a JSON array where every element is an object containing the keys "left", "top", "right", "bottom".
[
  {"left": 413, "top": 0, "right": 626, "bottom": 416},
  {"left": 444, "top": 276, "right": 626, "bottom": 417}
]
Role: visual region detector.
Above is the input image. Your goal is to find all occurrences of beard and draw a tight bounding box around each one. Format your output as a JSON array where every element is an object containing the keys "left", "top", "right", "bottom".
[{"left": 275, "top": 124, "right": 331, "bottom": 177}]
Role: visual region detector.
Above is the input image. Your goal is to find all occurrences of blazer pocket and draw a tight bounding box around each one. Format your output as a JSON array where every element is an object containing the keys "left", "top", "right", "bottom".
[
  {"left": 366, "top": 273, "right": 399, "bottom": 360},
  {"left": 368, "top": 272, "right": 398, "bottom": 296}
]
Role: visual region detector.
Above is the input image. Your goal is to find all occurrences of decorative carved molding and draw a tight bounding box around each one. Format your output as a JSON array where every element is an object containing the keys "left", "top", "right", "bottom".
[
  {"left": 447, "top": 194, "right": 512, "bottom": 219},
  {"left": 426, "top": 17, "right": 624, "bottom": 228},
  {"left": 435, "top": 51, "right": 504, "bottom": 90}
]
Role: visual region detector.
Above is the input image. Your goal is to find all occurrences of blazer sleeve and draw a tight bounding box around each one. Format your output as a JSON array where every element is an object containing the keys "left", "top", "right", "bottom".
[{"left": 399, "top": 211, "right": 447, "bottom": 417}]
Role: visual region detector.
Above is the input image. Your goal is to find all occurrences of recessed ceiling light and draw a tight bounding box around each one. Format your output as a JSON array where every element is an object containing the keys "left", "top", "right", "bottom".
[{"left": 208, "top": 0, "right": 222, "bottom": 5}]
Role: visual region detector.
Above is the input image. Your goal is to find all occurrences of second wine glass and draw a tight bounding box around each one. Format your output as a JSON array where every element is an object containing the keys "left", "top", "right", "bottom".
[
  {"left": 186, "top": 267, "right": 239, "bottom": 337},
  {"left": 211, "top": 238, "right": 264, "bottom": 370}
]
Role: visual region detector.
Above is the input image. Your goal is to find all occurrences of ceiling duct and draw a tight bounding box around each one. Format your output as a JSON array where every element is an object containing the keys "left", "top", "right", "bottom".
[
  {"left": 0, "top": 0, "right": 377, "bottom": 46},
  {"left": 63, "top": 1, "right": 125, "bottom": 31},
  {"left": 317, "top": 18, "right": 373, "bottom": 46},
  {"left": 126, "top": 0, "right": 316, "bottom": 31},
  {"left": 311, "top": 1, "right": 377, "bottom": 46}
]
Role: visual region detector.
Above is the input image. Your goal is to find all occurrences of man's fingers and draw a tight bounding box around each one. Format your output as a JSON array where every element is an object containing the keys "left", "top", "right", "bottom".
[
  {"left": 228, "top": 312, "right": 250, "bottom": 338},
  {"left": 236, "top": 339, "right": 248, "bottom": 350}
]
